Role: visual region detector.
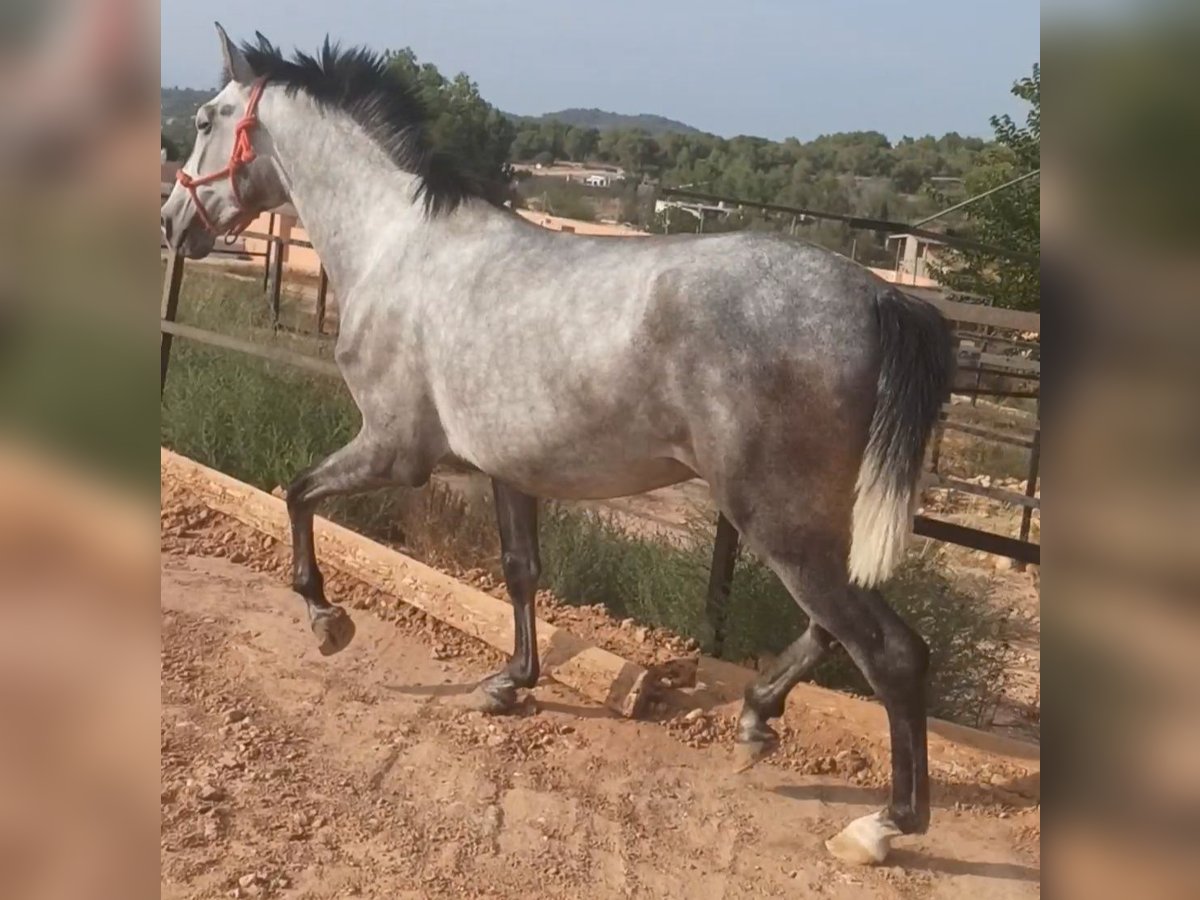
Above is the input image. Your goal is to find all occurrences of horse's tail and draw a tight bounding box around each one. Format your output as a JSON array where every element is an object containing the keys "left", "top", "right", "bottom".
[{"left": 848, "top": 287, "right": 956, "bottom": 587}]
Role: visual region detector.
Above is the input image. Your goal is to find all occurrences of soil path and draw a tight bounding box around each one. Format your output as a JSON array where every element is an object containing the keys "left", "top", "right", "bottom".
[{"left": 161, "top": 551, "right": 1039, "bottom": 899}]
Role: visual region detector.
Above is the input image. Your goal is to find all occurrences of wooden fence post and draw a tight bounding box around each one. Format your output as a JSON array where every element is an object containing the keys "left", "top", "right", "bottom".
[
  {"left": 705, "top": 513, "right": 740, "bottom": 657},
  {"left": 268, "top": 236, "right": 284, "bottom": 326},
  {"left": 262, "top": 212, "right": 275, "bottom": 291},
  {"left": 1017, "top": 418, "right": 1041, "bottom": 571},
  {"left": 315, "top": 266, "right": 329, "bottom": 335},
  {"left": 160, "top": 251, "right": 185, "bottom": 395}
]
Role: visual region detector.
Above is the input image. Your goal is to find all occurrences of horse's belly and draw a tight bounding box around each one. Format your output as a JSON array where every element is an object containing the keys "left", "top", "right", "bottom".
[{"left": 501, "top": 456, "right": 697, "bottom": 501}]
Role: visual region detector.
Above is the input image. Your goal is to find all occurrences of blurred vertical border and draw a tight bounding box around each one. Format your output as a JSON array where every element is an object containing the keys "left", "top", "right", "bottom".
[
  {"left": 1046, "top": 1, "right": 1200, "bottom": 897},
  {"left": 0, "top": 1, "right": 159, "bottom": 897}
]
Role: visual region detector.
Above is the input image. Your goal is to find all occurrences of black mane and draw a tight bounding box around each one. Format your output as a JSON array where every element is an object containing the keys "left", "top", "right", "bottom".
[{"left": 237, "top": 34, "right": 499, "bottom": 216}]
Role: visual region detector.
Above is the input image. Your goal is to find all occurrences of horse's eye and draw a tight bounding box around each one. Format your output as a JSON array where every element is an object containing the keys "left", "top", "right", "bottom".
[{"left": 196, "top": 118, "right": 211, "bottom": 134}]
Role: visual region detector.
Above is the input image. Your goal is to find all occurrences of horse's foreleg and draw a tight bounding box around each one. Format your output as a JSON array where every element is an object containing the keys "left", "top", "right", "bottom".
[
  {"left": 471, "top": 480, "right": 540, "bottom": 714},
  {"left": 285, "top": 433, "right": 394, "bottom": 655},
  {"left": 732, "top": 622, "right": 833, "bottom": 772}
]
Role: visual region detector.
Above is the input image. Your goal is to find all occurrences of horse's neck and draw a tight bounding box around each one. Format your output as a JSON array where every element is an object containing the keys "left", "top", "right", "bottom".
[{"left": 261, "top": 90, "right": 449, "bottom": 294}]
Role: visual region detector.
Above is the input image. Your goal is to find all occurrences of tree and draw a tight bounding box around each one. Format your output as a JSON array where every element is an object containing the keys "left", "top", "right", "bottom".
[
  {"left": 382, "top": 47, "right": 516, "bottom": 188},
  {"left": 563, "top": 126, "right": 600, "bottom": 162},
  {"left": 161, "top": 133, "right": 180, "bottom": 162},
  {"left": 930, "top": 64, "right": 1040, "bottom": 311}
]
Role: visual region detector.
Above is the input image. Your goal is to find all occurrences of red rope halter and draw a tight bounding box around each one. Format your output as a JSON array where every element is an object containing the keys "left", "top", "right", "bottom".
[{"left": 176, "top": 77, "right": 269, "bottom": 238}]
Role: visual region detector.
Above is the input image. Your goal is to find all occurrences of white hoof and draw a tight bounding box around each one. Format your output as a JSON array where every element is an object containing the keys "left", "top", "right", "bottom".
[{"left": 825, "top": 811, "right": 903, "bottom": 865}]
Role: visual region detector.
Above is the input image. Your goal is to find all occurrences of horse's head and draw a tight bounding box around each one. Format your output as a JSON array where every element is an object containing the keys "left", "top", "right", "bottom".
[{"left": 160, "top": 24, "right": 286, "bottom": 259}]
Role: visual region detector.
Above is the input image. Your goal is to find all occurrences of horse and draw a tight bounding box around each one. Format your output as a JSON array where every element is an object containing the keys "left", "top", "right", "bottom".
[{"left": 161, "top": 25, "right": 956, "bottom": 866}]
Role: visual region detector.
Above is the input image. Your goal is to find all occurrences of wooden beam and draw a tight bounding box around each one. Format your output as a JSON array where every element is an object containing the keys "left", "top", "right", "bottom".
[
  {"left": 161, "top": 449, "right": 652, "bottom": 718},
  {"left": 912, "top": 515, "right": 1040, "bottom": 566},
  {"left": 939, "top": 419, "right": 1037, "bottom": 449},
  {"left": 160, "top": 251, "right": 185, "bottom": 395},
  {"left": 921, "top": 472, "right": 1040, "bottom": 510},
  {"left": 159, "top": 320, "right": 340, "bottom": 379},
  {"left": 923, "top": 295, "right": 1041, "bottom": 333}
]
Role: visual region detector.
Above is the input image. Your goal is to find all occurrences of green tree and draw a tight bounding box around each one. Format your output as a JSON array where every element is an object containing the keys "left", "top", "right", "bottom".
[
  {"left": 161, "top": 133, "right": 180, "bottom": 162},
  {"left": 382, "top": 47, "right": 515, "bottom": 187},
  {"left": 563, "top": 126, "right": 600, "bottom": 162},
  {"left": 930, "top": 64, "right": 1040, "bottom": 311}
]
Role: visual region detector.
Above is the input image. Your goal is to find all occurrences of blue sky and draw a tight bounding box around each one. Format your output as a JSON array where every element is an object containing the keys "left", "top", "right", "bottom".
[{"left": 161, "top": 0, "right": 1040, "bottom": 142}]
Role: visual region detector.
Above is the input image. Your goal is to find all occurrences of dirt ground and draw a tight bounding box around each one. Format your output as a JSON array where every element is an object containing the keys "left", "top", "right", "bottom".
[{"left": 161, "top": 480, "right": 1040, "bottom": 899}]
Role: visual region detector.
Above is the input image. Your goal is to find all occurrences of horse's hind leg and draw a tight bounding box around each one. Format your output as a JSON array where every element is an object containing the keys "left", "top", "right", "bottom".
[
  {"left": 470, "top": 481, "right": 541, "bottom": 714},
  {"left": 825, "top": 586, "right": 930, "bottom": 863},
  {"left": 723, "top": 501, "right": 929, "bottom": 865},
  {"left": 732, "top": 621, "right": 832, "bottom": 772},
  {"left": 285, "top": 431, "right": 408, "bottom": 654}
]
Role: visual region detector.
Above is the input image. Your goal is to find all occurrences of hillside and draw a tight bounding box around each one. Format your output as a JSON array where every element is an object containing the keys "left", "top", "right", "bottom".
[
  {"left": 509, "top": 107, "right": 705, "bottom": 136},
  {"left": 161, "top": 87, "right": 210, "bottom": 154}
]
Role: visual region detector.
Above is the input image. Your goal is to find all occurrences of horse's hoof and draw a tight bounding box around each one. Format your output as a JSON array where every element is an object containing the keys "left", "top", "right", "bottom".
[
  {"left": 731, "top": 736, "right": 778, "bottom": 773},
  {"left": 825, "top": 811, "right": 902, "bottom": 865},
  {"left": 312, "top": 607, "right": 355, "bottom": 656},
  {"left": 467, "top": 680, "right": 520, "bottom": 715}
]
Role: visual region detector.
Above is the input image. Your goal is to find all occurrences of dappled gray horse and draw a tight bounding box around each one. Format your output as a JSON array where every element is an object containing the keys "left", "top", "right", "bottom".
[{"left": 161, "top": 27, "right": 956, "bottom": 866}]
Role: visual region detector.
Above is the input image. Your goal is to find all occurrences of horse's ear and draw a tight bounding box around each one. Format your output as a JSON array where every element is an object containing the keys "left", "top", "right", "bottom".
[{"left": 215, "top": 22, "right": 254, "bottom": 86}]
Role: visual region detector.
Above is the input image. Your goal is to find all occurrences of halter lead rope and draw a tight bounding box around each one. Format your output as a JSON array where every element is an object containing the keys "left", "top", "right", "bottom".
[{"left": 176, "top": 77, "right": 269, "bottom": 239}]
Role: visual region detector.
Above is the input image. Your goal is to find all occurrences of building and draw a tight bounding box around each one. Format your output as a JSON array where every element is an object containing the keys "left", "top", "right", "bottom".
[{"left": 883, "top": 233, "right": 946, "bottom": 288}]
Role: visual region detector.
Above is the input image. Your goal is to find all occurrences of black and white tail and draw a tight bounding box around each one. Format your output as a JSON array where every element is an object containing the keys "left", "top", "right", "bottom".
[{"left": 849, "top": 288, "right": 956, "bottom": 587}]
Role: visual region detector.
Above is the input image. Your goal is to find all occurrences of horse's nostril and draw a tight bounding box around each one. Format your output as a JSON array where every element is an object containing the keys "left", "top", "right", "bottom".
[{"left": 161, "top": 215, "right": 173, "bottom": 244}]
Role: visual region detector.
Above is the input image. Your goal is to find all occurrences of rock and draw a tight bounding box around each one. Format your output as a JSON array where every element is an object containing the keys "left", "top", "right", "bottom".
[
  {"left": 223, "top": 709, "right": 247, "bottom": 725},
  {"left": 835, "top": 749, "right": 869, "bottom": 775},
  {"left": 218, "top": 752, "right": 243, "bottom": 770},
  {"left": 237, "top": 873, "right": 258, "bottom": 889},
  {"left": 199, "top": 783, "right": 225, "bottom": 801},
  {"left": 683, "top": 708, "right": 705, "bottom": 723},
  {"left": 994, "top": 556, "right": 1014, "bottom": 572},
  {"left": 634, "top": 626, "right": 649, "bottom": 643},
  {"left": 480, "top": 804, "right": 503, "bottom": 839}
]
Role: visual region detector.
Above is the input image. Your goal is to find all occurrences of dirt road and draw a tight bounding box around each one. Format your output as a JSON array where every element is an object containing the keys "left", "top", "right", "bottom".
[{"left": 161, "top": 545, "right": 1039, "bottom": 899}]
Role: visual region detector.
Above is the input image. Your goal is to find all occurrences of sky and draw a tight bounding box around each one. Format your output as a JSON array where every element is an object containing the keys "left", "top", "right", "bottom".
[{"left": 161, "top": 0, "right": 1040, "bottom": 143}]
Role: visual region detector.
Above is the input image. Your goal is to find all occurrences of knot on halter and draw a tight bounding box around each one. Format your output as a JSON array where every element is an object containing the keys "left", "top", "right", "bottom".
[{"left": 175, "top": 77, "right": 268, "bottom": 238}]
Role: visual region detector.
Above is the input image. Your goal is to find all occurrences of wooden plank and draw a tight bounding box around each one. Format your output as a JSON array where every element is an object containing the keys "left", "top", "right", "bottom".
[
  {"left": 923, "top": 295, "right": 1041, "bottom": 333},
  {"left": 159, "top": 321, "right": 341, "bottom": 379},
  {"left": 161, "top": 449, "right": 652, "bottom": 718},
  {"left": 922, "top": 472, "right": 1040, "bottom": 510},
  {"left": 939, "top": 419, "right": 1037, "bottom": 449},
  {"left": 160, "top": 251, "right": 185, "bottom": 394},
  {"left": 971, "top": 351, "right": 1041, "bottom": 376},
  {"left": 912, "top": 515, "right": 1040, "bottom": 566}
]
